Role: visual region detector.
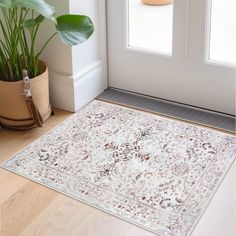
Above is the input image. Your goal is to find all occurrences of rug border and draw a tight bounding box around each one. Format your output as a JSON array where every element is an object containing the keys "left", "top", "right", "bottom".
[
  {"left": 184, "top": 156, "right": 235, "bottom": 236},
  {"left": 96, "top": 98, "right": 236, "bottom": 136},
  {"left": 0, "top": 165, "right": 163, "bottom": 236},
  {"left": 0, "top": 99, "right": 235, "bottom": 236},
  {"left": 1, "top": 158, "right": 235, "bottom": 236}
]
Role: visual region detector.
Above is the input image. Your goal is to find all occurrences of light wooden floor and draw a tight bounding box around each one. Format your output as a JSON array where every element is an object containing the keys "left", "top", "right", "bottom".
[{"left": 0, "top": 109, "right": 235, "bottom": 236}]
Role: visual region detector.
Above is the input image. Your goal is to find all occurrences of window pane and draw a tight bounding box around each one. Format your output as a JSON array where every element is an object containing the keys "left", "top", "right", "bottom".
[
  {"left": 128, "top": 0, "right": 174, "bottom": 55},
  {"left": 209, "top": 0, "right": 236, "bottom": 65}
]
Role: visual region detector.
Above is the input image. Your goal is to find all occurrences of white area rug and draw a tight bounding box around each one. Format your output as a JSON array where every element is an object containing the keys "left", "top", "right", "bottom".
[{"left": 1, "top": 100, "right": 235, "bottom": 236}]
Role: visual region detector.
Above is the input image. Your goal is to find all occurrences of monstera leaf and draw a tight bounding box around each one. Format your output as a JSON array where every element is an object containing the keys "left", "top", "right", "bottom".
[
  {"left": 56, "top": 15, "right": 94, "bottom": 46},
  {"left": 0, "top": 0, "right": 95, "bottom": 81},
  {"left": 12, "top": 0, "right": 55, "bottom": 20},
  {"left": 0, "top": 0, "right": 11, "bottom": 8}
]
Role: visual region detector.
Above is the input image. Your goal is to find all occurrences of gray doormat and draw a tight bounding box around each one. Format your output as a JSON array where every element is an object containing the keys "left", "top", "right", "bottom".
[{"left": 98, "top": 89, "right": 235, "bottom": 134}]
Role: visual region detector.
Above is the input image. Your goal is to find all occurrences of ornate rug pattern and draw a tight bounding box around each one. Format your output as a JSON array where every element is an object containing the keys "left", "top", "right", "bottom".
[{"left": 1, "top": 100, "right": 235, "bottom": 236}]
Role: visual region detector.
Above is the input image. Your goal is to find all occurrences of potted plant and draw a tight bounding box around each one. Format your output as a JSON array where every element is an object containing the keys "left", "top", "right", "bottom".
[
  {"left": 141, "top": 0, "right": 173, "bottom": 6},
  {"left": 0, "top": 0, "right": 94, "bottom": 129}
]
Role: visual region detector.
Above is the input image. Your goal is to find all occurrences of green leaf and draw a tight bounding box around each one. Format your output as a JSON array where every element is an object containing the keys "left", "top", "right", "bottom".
[
  {"left": 0, "top": 0, "right": 11, "bottom": 8},
  {"left": 12, "top": 0, "right": 55, "bottom": 19},
  {"left": 56, "top": 15, "right": 94, "bottom": 46},
  {"left": 22, "top": 15, "right": 45, "bottom": 29}
]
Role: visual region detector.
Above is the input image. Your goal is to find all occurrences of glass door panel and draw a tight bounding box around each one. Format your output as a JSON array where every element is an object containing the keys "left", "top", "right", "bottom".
[
  {"left": 127, "top": 0, "right": 174, "bottom": 55},
  {"left": 208, "top": 0, "right": 236, "bottom": 66}
]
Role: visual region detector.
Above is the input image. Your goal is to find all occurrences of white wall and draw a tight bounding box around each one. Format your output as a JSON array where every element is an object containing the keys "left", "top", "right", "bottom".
[
  {"left": 70, "top": 0, "right": 100, "bottom": 73},
  {"left": 69, "top": 0, "right": 107, "bottom": 111},
  {"left": 38, "top": 0, "right": 107, "bottom": 112}
]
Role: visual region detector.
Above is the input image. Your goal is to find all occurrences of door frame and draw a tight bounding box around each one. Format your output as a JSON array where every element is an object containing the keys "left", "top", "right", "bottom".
[{"left": 105, "top": 0, "right": 236, "bottom": 115}]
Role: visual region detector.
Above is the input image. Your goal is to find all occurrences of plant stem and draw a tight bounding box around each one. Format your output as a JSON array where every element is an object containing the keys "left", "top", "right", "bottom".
[{"left": 37, "top": 32, "right": 57, "bottom": 57}]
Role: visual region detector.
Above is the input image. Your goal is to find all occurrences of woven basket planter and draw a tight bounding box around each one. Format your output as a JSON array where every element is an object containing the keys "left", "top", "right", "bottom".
[
  {"left": 0, "top": 61, "right": 52, "bottom": 129},
  {"left": 141, "top": 0, "right": 173, "bottom": 6}
]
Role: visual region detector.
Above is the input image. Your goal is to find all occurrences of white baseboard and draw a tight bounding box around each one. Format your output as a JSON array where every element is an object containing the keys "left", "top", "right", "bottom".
[
  {"left": 49, "top": 71, "right": 75, "bottom": 112},
  {"left": 49, "top": 61, "right": 106, "bottom": 112},
  {"left": 74, "top": 61, "right": 105, "bottom": 112}
]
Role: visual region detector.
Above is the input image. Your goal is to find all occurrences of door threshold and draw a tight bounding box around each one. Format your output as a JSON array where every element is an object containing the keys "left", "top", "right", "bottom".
[{"left": 98, "top": 88, "right": 235, "bottom": 134}]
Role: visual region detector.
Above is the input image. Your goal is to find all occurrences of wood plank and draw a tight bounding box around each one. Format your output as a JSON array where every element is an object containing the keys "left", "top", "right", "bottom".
[
  {"left": 0, "top": 170, "right": 28, "bottom": 205},
  {"left": 0, "top": 109, "right": 72, "bottom": 163},
  {"left": 19, "top": 194, "right": 154, "bottom": 236},
  {"left": 18, "top": 195, "right": 95, "bottom": 236},
  {"left": 1, "top": 182, "right": 58, "bottom": 236}
]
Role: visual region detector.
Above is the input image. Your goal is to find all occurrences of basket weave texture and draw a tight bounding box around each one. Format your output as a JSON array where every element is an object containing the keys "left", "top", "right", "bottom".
[{"left": 0, "top": 61, "right": 51, "bottom": 129}]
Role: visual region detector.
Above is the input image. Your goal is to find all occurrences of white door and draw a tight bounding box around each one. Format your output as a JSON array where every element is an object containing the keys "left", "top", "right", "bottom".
[{"left": 107, "top": 0, "right": 236, "bottom": 115}]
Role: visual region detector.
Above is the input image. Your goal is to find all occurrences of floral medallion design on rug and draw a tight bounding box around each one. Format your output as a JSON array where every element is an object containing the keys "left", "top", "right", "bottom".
[{"left": 1, "top": 100, "right": 235, "bottom": 236}]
